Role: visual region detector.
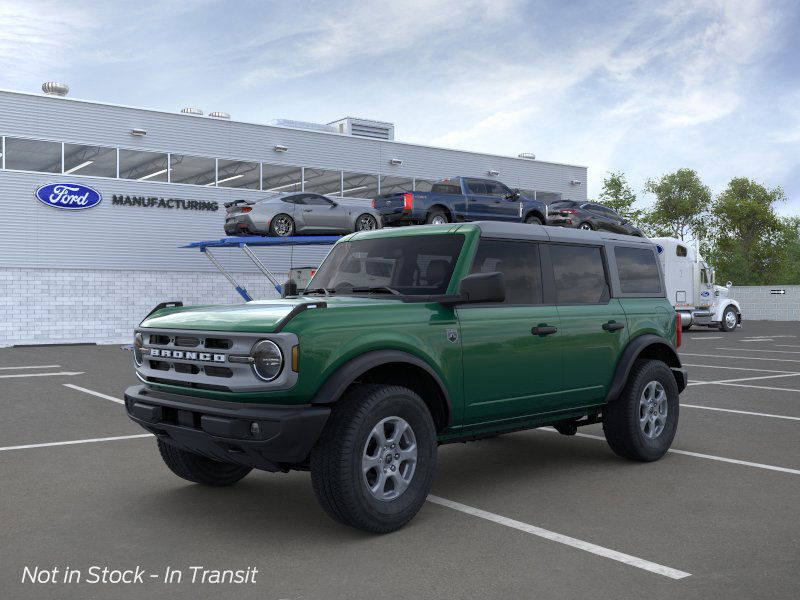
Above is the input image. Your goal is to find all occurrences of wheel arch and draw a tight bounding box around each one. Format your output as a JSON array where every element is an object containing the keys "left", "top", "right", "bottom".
[
  {"left": 428, "top": 204, "right": 453, "bottom": 221},
  {"left": 311, "top": 350, "right": 451, "bottom": 431},
  {"left": 606, "top": 335, "right": 686, "bottom": 403},
  {"left": 524, "top": 209, "right": 546, "bottom": 223}
]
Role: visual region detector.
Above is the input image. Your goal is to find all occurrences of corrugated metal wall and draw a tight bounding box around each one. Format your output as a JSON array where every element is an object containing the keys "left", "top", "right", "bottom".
[{"left": 0, "top": 89, "right": 587, "bottom": 275}]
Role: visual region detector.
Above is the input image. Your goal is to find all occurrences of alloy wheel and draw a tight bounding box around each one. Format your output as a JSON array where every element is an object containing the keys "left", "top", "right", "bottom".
[
  {"left": 273, "top": 216, "right": 293, "bottom": 236},
  {"left": 639, "top": 381, "right": 667, "bottom": 439},
  {"left": 362, "top": 416, "right": 418, "bottom": 501},
  {"left": 357, "top": 215, "right": 377, "bottom": 231}
]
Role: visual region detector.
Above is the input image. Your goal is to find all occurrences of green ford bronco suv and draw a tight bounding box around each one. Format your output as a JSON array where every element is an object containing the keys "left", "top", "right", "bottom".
[{"left": 125, "top": 222, "right": 687, "bottom": 533}]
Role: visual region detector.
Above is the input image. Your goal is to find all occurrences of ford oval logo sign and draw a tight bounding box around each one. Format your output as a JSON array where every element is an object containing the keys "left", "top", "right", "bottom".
[{"left": 35, "top": 183, "right": 102, "bottom": 210}]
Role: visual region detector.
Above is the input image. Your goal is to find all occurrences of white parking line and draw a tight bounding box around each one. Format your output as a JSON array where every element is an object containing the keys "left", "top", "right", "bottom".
[
  {"left": 0, "top": 371, "right": 84, "bottom": 379},
  {"left": 716, "top": 348, "right": 800, "bottom": 354},
  {"left": 682, "top": 363, "right": 798, "bottom": 374},
  {"left": 775, "top": 344, "right": 800, "bottom": 349},
  {"left": 427, "top": 495, "right": 691, "bottom": 579},
  {"left": 681, "top": 404, "right": 800, "bottom": 421},
  {"left": 540, "top": 429, "right": 800, "bottom": 476},
  {"left": 688, "top": 373, "right": 800, "bottom": 387},
  {"left": 739, "top": 339, "right": 773, "bottom": 342},
  {"left": 712, "top": 382, "right": 800, "bottom": 394},
  {"left": 680, "top": 353, "right": 800, "bottom": 363},
  {"left": 688, "top": 336, "right": 723, "bottom": 340},
  {"left": 0, "top": 434, "right": 152, "bottom": 453},
  {"left": 63, "top": 384, "right": 124, "bottom": 404},
  {"left": 0, "top": 365, "right": 62, "bottom": 370}
]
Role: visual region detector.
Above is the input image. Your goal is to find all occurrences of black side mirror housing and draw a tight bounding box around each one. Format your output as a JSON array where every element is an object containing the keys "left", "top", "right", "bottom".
[
  {"left": 443, "top": 272, "right": 505, "bottom": 305},
  {"left": 281, "top": 279, "right": 298, "bottom": 298}
]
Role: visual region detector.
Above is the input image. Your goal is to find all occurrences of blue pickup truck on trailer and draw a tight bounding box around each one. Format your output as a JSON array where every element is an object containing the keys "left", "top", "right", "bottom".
[{"left": 372, "top": 176, "right": 548, "bottom": 226}]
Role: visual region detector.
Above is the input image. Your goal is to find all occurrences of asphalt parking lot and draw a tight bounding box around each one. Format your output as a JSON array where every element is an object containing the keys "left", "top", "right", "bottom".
[{"left": 2, "top": 320, "right": 799, "bottom": 600}]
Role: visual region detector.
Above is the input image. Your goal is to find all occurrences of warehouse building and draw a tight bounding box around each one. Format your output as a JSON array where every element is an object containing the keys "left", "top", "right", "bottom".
[{"left": 0, "top": 85, "right": 588, "bottom": 346}]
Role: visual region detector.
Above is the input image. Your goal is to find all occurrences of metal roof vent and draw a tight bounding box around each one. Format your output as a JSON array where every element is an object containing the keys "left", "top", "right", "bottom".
[
  {"left": 180, "top": 107, "right": 203, "bottom": 116},
  {"left": 42, "top": 82, "right": 69, "bottom": 96},
  {"left": 518, "top": 152, "right": 536, "bottom": 160},
  {"left": 209, "top": 111, "right": 230, "bottom": 119},
  {"left": 328, "top": 117, "right": 394, "bottom": 141}
]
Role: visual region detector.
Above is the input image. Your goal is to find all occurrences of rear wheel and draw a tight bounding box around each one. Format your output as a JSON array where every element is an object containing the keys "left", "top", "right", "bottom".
[
  {"left": 719, "top": 307, "right": 738, "bottom": 332},
  {"left": 602, "top": 360, "right": 679, "bottom": 461},
  {"left": 578, "top": 222, "right": 593, "bottom": 230},
  {"left": 157, "top": 440, "right": 252, "bottom": 486},
  {"left": 525, "top": 214, "right": 543, "bottom": 225},
  {"left": 311, "top": 384, "right": 437, "bottom": 533},
  {"left": 269, "top": 214, "right": 295, "bottom": 237},
  {"left": 355, "top": 213, "right": 378, "bottom": 231},
  {"left": 426, "top": 209, "right": 449, "bottom": 225}
]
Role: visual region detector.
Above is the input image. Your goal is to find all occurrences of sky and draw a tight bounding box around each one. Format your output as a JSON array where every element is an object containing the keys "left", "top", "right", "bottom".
[{"left": 1, "top": 0, "right": 799, "bottom": 213}]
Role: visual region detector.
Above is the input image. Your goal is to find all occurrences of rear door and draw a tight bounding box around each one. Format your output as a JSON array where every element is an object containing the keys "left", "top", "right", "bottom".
[
  {"left": 547, "top": 242, "right": 628, "bottom": 407},
  {"left": 459, "top": 239, "right": 564, "bottom": 426}
]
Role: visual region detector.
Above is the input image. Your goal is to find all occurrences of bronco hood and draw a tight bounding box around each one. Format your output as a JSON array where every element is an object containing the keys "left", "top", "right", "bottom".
[{"left": 140, "top": 296, "right": 398, "bottom": 333}]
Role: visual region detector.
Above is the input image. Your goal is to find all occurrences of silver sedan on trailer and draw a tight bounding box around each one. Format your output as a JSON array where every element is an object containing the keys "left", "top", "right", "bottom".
[{"left": 224, "top": 192, "right": 382, "bottom": 237}]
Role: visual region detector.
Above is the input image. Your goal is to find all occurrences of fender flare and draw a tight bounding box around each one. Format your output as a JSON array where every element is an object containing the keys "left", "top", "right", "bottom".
[
  {"left": 605, "top": 335, "right": 685, "bottom": 402},
  {"left": 714, "top": 299, "right": 742, "bottom": 323},
  {"left": 310, "top": 349, "right": 452, "bottom": 416}
]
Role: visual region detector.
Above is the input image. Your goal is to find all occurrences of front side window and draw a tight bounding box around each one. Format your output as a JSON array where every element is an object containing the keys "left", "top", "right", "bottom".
[
  {"left": 307, "top": 234, "right": 465, "bottom": 296},
  {"left": 615, "top": 247, "right": 662, "bottom": 294},
  {"left": 304, "top": 194, "right": 334, "bottom": 206},
  {"left": 484, "top": 181, "right": 513, "bottom": 198},
  {"left": 470, "top": 240, "right": 543, "bottom": 304},
  {"left": 551, "top": 244, "right": 609, "bottom": 304},
  {"left": 5, "top": 138, "right": 61, "bottom": 173},
  {"left": 64, "top": 144, "right": 117, "bottom": 177},
  {"left": 465, "top": 179, "right": 489, "bottom": 195}
]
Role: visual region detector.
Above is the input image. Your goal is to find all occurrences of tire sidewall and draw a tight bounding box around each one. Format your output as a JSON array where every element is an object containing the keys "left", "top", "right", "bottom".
[
  {"left": 721, "top": 307, "right": 737, "bottom": 332},
  {"left": 356, "top": 214, "right": 377, "bottom": 231},
  {"left": 626, "top": 362, "right": 679, "bottom": 460},
  {"left": 525, "top": 215, "right": 542, "bottom": 225},
  {"left": 270, "top": 214, "right": 294, "bottom": 237},
  {"left": 426, "top": 210, "right": 448, "bottom": 225},
  {"left": 346, "top": 391, "right": 437, "bottom": 524}
]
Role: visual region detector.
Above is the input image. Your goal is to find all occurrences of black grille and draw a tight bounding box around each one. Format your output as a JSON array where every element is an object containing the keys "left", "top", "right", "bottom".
[
  {"left": 150, "top": 334, "right": 170, "bottom": 345},
  {"left": 204, "top": 366, "right": 233, "bottom": 378},
  {"left": 205, "top": 337, "right": 233, "bottom": 349},
  {"left": 174, "top": 336, "right": 200, "bottom": 347},
  {"left": 174, "top": 363, "right": 200, "bottom": 375},
  {"left": 144, "top": 376, "right": 232, "bottom": 392}
]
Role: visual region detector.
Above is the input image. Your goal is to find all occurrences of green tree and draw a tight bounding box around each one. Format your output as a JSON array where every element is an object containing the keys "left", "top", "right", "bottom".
[
  {"left": 598, "top": 171, "right": 642, "bottom": 222},
  {"left": 642, "top": 168, "right": 711, "bottom": 241},
  {"left": 706, "top": 177, "right": 787, "bottom": 285}
]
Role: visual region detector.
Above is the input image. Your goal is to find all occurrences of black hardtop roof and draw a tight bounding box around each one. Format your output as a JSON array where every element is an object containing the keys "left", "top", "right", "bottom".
[{"left": 469, "top": 221, "right": 655, "bottom": 247}]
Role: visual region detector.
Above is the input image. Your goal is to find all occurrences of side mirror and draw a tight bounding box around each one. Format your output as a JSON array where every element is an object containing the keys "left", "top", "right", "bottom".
[
  {"left": 726, "top": 281, "right": 732, "bottom": 289},
  {"left": 455, "top": 272, "right": 505, "bottom": 304},
  {"left": 281, "top": 279, "right": 298, "bottom": 298},
  {"left": 329, "top": 201, "right": 338, "bottom": 208}
]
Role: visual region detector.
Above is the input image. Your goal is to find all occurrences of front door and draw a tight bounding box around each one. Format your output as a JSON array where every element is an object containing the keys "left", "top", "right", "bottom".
[
  {"left": 459, "top": 239, "right": 564, "bottom": 426},
  {"left": 547, "top": 243, "right": 629, "bottom": 406},
  {"left": 299, "top": 195, "right": 347, "bottom": 232}
]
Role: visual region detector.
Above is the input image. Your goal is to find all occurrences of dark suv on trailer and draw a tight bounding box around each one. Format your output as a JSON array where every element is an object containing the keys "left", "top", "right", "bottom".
[
  {"left": 125, "top": 222, "right": 686, "bottom": 533},
  {"left": 547, "top": 200, "right": 644, "bottom": 236}
]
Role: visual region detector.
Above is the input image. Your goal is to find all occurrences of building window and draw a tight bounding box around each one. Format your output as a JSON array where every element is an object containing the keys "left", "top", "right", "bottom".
[
  {"left": 4, "top": 137, "right": 61, "bottom": 173},
  {"left": 414, "top": 178, "right": 436, "bottom": 192},
  {"left": 342, "top": 171, "right": 379, "bottom": 198},
  {"left": 63, "top": 144, "right": 117, "bottom": 178},
  {"left": 304, "top": 168, "right": 342, "bottom": 196},
  {"left": 170, "top": 154, "right": 216, "bottom": 186},
  {"left": 379, "top": 175, "right": 413, "bottom": 195},
  {"left": 263, "top": 164, "right": 302, "bottom": 193},
  {"left": 119, "top": 149, "right": 169, "bottom": 182},
  {"left": 217, "top": 159, "right": 260, "bottom": 189}
]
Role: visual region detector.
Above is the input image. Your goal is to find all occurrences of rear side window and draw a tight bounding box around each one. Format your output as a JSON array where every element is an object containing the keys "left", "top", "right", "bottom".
[
  {"left": 470, "top": 240, "right": 542, "bottom": 304},
  {"left": 551, "top": 245, "right": 609, "bottom": 304},
  {"left": 614, "top": 247, "right": 662, "bottom": 294}
]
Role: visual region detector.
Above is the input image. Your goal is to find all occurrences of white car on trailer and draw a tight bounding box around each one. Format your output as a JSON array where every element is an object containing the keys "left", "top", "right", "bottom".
[{"left": 651, "top": 237, "right": 742, "bottom": 332}]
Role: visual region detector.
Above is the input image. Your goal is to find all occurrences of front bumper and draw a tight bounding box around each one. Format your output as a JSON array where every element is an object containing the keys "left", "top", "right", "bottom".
[
  {"left": 224, "top": 214, "right": 267, "bottom": 236},
  {"left": 546, "top": 217, "right": 575, "bottom": 227},
  {"left": 124, "top": 385, "right": 330, "bottom": 471}
]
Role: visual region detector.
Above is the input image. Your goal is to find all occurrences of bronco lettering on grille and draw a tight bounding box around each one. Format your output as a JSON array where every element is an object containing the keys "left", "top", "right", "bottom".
[{"left": 150, "top": 348, "right": 226, "bottom": 362}]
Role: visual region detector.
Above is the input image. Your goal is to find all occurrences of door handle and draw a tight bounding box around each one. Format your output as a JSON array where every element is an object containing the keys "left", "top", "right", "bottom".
[
  {"left": 303, "top": 209, "right": 313, "bottom": 212},
  {"left": 602, "top": 321, "right": 625, "bottom": 331},
  {"left": 531, "top": 325, "right": 558, "bottom": 336}
]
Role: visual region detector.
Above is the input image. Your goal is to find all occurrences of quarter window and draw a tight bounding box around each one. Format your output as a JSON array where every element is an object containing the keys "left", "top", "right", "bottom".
[
  {"left": 615, "top": 247, "right": 662, "bottom": 294},
  {"left": 470, "top": 240, "right": 543, "bottom": 304},
  {"left": 4, "top": 137, "right": 61, "bottom": 173},
  {"left": 551, "top": 245, "right": 609, "bottom": 304}
]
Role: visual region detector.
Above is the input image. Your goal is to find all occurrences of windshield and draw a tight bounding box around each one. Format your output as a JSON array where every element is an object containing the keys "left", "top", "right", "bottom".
[{"left": 306, "top": 234, "right": 465, "bottom": 296}]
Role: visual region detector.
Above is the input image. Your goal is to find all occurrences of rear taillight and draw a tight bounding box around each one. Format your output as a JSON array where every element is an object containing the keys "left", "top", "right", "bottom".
[
  {"left": 241, "top": 207, "right": 252, "bottom": 213},
  {"left": 371, "top": 199, "right": 376, "bottom": 209},
  {"left": 403, "top": 193, "right": 413, "bottom": 211},
  {"left": 675, "top": 313, "right": 682, "bottom": 348},
  {"left": 561, "top": 209, "right": 578, "bottom": 215}
]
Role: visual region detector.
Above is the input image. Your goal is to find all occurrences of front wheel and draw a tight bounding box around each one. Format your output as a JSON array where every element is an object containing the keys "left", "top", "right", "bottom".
[
  {"left": 269, "top": 213, "right": 295, "bottom": 237},
  {"left": 719, "top": 307, "right": 738, "bottom": 332},
  {"left": 525, "top": 214, "right": 543, "bottom": 225},
  {"left": 311, "top": 384, "right": 437, "bottom": 533},
  {"left": 602, "top": 360, "right": 679, "bottom": 462},
  {"left": 157, "top": 440, "right": 252, "bottom": 486},
  {"left": 355, "top": 213, "right": 379, "bottom": 231}
]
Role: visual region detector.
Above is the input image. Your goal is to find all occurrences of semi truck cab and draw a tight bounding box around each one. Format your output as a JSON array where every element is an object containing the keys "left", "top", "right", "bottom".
[{"left": 652, "top": 237, "right": 742, "bottom": 332}]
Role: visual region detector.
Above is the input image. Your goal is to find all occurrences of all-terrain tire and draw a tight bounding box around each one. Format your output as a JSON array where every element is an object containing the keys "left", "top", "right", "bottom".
[
  {"left": 602, "top": 360, "right": 679, "bottom": 462},
  {"left": 310, "top": 384, "right": 437, "bottom": 533},
  {"left": 157, "top": 439, "right": 252, "bottom": 486}
]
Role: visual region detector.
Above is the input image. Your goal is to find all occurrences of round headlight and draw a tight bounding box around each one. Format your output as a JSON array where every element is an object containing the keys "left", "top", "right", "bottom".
[
  {"left": 252, "top": 340, "right": 283, "bottom": 382},
  {"left": 133, "top": 332, "right": 144, "bottom": 366}
]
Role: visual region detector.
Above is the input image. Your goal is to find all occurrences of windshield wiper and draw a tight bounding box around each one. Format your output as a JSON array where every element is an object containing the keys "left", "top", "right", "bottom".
[
  {"left": 349, "top": 286, "right": 402, "bottom": 295},
  {"left": 302, "top": 287, "right": 334, "bottom": 296}
]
